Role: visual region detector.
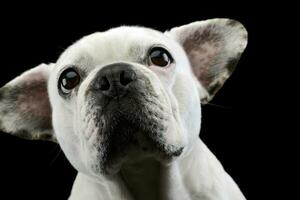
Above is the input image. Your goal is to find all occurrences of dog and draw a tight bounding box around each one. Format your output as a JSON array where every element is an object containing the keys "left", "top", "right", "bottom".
[{"left": 0, "top": 18, "right": 247, "bottom": 200}]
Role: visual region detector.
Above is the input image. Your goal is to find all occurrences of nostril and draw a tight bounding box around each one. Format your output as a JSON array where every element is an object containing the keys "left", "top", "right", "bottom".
[
  {"left": 120, "top": 70, "right": 135, "bottom": 86},
  {"left": 100, "top": 76, "right": 110, "bottom": 91}
]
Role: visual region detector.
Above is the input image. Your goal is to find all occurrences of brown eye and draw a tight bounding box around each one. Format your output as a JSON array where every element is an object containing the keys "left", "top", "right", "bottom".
[
  {"left": 58, "top": 68, "right": 80, "bottom": 95},
  {"left": 149, "top": 47, "right": 173, "bottom": 67}
]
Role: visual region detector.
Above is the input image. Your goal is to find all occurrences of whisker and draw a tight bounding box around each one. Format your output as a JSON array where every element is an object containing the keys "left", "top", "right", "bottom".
[
  {"left": 49, "top": 144, "right": 63, "bottom": 167},
  {"left": 204, "top": 102, "right": 232, "bottom": 109}
]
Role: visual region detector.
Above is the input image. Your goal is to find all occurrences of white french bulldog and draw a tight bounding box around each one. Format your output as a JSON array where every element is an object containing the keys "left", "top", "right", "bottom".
[{"left": 0, "top": 18, "right": 247, "bottom": 200}]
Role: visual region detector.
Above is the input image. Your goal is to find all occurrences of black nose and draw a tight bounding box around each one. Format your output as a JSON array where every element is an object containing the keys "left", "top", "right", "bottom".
[{"left": 94, "top": 63, "right": 137, "bottom": 96}]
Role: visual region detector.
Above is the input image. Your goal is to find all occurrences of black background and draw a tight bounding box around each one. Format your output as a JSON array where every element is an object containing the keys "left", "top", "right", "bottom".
[{"left": 0, "top": 2, "right": 292, "bottom": 200}]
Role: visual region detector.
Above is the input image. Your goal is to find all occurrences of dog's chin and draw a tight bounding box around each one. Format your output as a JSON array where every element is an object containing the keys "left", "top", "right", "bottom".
[
  {"left": 92, "top": 118, "right": 184, "bottom": 176},
  {"left": 99, "top": 146, "right": 185, "bottom": 176},
  {"left": 99, "top": 142, "right": 153, "bottom": 175},
  {"left": 85, "top": 94, "right": 185, "bottom": 175}
]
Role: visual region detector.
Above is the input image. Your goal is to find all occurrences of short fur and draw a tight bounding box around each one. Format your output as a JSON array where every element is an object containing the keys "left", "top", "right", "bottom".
[{"left": 0, "top": 18, "right": 247, "bottom": 200}]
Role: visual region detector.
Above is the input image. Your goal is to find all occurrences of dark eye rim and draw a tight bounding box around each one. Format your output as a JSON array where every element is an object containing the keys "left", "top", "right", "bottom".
[
  {"left": 58, "top": 66, "right": 81, "bottom": 96},
  {"left": 147, "top": 45, "right": 174, "bottom": 67}
]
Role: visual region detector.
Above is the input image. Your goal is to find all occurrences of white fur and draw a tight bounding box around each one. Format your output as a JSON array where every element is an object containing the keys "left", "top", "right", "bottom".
[{"left": 0, "top": 18, "right": 247, "bottom": 200}]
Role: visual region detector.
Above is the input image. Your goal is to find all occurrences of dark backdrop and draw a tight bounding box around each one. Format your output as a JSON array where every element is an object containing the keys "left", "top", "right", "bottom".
[{"left": 0, "top": 3, "right": 290, "bottom": 200}]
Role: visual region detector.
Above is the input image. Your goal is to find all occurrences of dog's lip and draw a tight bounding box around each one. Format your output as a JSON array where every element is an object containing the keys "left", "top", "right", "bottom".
[
  {"left": 96, "top": 110, "right": 184, "bottom": 157},
  {"left": 90, "top": 118, "right": 185, "bottom": 175},
  {"left": 100, "top": 144, "right": 185, "bottom": 175}
]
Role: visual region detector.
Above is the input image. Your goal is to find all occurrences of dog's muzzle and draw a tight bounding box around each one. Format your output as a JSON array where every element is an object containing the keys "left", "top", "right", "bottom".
[{"left": 83, "top": 63, "right": 183, "bottom": 174}]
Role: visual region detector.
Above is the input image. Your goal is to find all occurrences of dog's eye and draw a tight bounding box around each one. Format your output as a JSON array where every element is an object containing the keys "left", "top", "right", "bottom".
[
  {"left": 149, "top": 47, "right": 173, "bottom": 67},
  {"left": 58, "top": 68, "right": 81, "bottom": 95}
]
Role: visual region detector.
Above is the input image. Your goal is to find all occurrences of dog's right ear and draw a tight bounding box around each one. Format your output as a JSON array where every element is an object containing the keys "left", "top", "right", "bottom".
[{"left": 0, "top": 63, "right": 56, "bottom": 142}]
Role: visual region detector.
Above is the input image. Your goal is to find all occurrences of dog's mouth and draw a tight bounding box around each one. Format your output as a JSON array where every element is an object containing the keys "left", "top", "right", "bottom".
[{"left": 86, "top": 95, "right": 184, "bottom": 175}]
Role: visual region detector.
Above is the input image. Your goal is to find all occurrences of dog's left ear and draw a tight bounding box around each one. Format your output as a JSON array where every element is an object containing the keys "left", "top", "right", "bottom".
[
  {"left": 166, "top": 18, "right": 248, "bottom": 103},
  {"left": 0, "top": 63, "right": 56, "bottom": 142}
]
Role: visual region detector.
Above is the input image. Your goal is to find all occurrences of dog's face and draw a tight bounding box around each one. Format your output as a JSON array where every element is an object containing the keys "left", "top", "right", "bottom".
[
  {"left": 0, "top": 19, "right": 247, "bottom": 176},
  {"left": 48, "top": 27, "right": 202, "bottom": 175}
]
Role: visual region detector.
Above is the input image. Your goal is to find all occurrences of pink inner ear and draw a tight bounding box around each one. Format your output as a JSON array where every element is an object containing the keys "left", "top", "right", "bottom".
[
  {"left": 16, "top": 71, "right": 51, "bottom": 118},
  {"left": 187, "top": 42, "right": 221, "bottom": 88}
]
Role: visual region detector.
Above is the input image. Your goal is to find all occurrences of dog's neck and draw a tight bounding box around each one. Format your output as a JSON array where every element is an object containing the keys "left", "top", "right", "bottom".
[
  {"left": 119, "top": 155, "right": 190, "bottom": 200},
  {"left": 120, "top": 158, "right": 164, "bottom": 200},
  {"left": 69, "top": 139, "right": 244, "bottom": 200}
]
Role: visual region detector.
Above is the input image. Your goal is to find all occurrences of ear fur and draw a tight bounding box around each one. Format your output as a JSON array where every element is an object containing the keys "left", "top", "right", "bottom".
[
  {"left": 0, "top": 63, "right": 56, "bottom": 142},
  {"left": 166, "top": 18, "right": 248, "bottom": 103}
]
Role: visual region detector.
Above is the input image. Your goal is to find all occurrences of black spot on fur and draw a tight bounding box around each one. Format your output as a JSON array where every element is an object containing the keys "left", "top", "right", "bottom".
[
  {"left": 227, "top": 56, "right": 240, "bottom": 73},
  {"left": 39, "top": 131, "right": 56, "bottom": 142},
  {"left": 16, "top": 130, "right": 32, "bottom": 140},
  {"left": 170, "top": 147, "right": 184, "bottom": 157},
  {"left": 183, "top": 25, "right": 222, "bottom": 53},
  {"left": 0, "top": 88, "right": 3, "bottom": 101},
  {"left": 208, "top": 82, "right": 223, "bottom": 98},
  {"left": 227, "top": 19, "right": 239, "bottom": 27},
  {"left": 0, "top": 86, "right": 13, "bottom": 101}
]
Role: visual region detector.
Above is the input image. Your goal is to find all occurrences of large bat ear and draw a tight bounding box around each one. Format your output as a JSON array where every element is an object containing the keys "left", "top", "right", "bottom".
[
  {"left": 166, "top": 18, "right": 248, "bottom": 103},
  {"left": 0, "top": 63, "right": 56, "bottom": 142}
]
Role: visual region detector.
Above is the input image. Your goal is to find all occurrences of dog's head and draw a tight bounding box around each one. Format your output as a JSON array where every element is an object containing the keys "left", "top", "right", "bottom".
[{"left": 0, "top": 19, "right": 247, "bottom": 175}]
